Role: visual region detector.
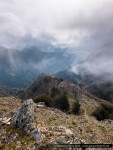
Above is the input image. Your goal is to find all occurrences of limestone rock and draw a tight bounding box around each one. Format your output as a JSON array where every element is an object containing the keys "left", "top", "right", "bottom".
[
  {"left": 10, "top": 99, "right": 35, "bottom": 128},
  {"left": 37, "top": 102, "right": 45, "bottom": 108},
  {"left": 10, "top": 99, "right": 41, "bottom": 143}
]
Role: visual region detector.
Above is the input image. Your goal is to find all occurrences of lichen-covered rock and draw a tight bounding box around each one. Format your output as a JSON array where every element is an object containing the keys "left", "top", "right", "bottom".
[
  {"left": 10, "top": 99, "right": 35, "bottom": 128},
  {"left": 10, "top": 99, "right": 41, "bottom": 143}
]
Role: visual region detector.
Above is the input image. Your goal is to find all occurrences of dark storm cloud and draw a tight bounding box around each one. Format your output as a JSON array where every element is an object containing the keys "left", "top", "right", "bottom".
[{"left": 0, "top": 0, "right": 113, "bottom": 77}]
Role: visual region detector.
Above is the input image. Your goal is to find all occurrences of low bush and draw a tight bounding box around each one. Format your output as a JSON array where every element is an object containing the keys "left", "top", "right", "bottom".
[
  {"left": 50, "top": 87, "right": 60, "bottom": 98},
  {"left": 33, "top": 94, "right": 52, "bottom": 107},
  {"left": 92, "top": 107, "right": 108, "bottom": 121},
  {"left": 72, "top": 101, "right": 81, "bottom": 114},
  {"left": 53, "top": 94, "right": 69, "bottom": 111},
  {"left": 92, "top": 102, "right": 113, "bottom": 121}
]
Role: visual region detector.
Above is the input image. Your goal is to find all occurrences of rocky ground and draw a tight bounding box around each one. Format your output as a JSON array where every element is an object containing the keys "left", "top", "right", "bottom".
[{"left": 0, "top": 97, "right": 113, "bottom": 150}]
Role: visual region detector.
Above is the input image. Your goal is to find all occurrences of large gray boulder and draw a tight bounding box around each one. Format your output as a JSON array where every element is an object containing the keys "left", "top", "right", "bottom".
[
  {"left": 10, "top": 99, "right": 41, "bottom": 143},
  {"left": 10, "top": 99, "right": 35, "bottom": 128}
]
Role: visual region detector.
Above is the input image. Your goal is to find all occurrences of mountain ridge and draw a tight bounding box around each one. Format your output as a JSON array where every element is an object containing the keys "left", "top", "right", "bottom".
[
  {"left": 17, "top": 74, "right": 113, "bottom": 121},
  {"left": 55, "top": 69, "right": 113, "bottom": 103}
]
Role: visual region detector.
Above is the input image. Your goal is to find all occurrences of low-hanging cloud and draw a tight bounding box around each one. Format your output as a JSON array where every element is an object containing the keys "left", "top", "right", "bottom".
[{"left": 0, "top": 0, "right": 113, "bottom": 78}]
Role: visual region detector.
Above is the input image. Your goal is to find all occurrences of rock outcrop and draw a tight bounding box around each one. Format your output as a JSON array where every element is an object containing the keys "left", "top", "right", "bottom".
[
  {"left": 10, "top": 99, "right": 41, "bottom": 143},
  {"left": 10, "top": 99, "right": 35, "bottom": 128}
]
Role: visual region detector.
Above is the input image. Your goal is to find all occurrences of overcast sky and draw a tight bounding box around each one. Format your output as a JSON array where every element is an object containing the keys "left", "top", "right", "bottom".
[{"left": 0, "top": 0, "right": 113, "bottom": 76}]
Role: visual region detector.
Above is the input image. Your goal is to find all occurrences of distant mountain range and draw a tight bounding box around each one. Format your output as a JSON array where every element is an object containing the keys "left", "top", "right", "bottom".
[
  {"left": 1, "top": 45, "right": 113, "bottom": 103},
  {"left": 0, "top": 46, "right": 74, "bottom": 88}
]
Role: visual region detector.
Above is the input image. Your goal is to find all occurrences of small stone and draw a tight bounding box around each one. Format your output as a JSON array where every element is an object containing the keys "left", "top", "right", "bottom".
[
  {"left": 0, "top": 118, "right": 3, "bottom": 122},
  {"left": 16, "top": 141, "right": 21, "bottom": 145},
  {"left": 56, "top": 136, "right": 67, "bottom": 144},
  {"left": 37, "top": 102, "right": 45, "bottom": 108},
  {"left": 65, "top": 129, "right": 74, "bottom": 137}
]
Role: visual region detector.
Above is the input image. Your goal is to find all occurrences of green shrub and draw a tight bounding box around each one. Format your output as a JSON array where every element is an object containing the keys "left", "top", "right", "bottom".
[
  {"left": 33, "top": 94, "right": 52, "bottom": 107},
  {"left": 50, "top": 87, "right": 60, "bottom": 98},
  {"left": 92, "top": 107, "right": 108, "bottom": 121},
  {"left": 72, "top": 101, "right": 81, "bottom": 114},
  {"left": 92, "top": 102, "right": 113, "bottom": 121},
  {"left": 53, "top": 94, "right": 69, "bottom": 111}
]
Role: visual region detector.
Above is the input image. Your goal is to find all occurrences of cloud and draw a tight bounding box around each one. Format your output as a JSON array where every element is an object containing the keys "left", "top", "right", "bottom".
[
  {"left": 0, "top": 0, "right": 110, "bottom": 48},
  {"left": 0, "top": 0, "right": 113, "bottom": 77}
]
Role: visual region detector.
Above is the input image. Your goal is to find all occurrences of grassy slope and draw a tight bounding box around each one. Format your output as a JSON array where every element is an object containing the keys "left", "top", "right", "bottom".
[{"left": 0, "top": 97, "right": 113, "bottom": 150}]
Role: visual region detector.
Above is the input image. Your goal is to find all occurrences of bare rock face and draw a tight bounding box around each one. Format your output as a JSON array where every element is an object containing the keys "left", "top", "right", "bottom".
[
  {"left": 58, "top": 81, "right": 81, "bottom": 98},
  {"left": 10, "top": 99, "right": 41, "bottom": 143}
]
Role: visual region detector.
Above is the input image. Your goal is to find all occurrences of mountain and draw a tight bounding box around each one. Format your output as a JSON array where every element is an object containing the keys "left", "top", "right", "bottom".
[
  {"left": 1, "top": 75, "right": 113, "bottom": 149},
  {"left": 17, "top": 74, "right": 113, "bottom": 121},
  {"left": 56, "top": 69, "right": 113, "bottom": 103},
  {"left": 0, "top": 46, "right": 39, "bottom": 88},
  {"left": 0, "top": 46, "right": 74, "bottom": 88}
]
